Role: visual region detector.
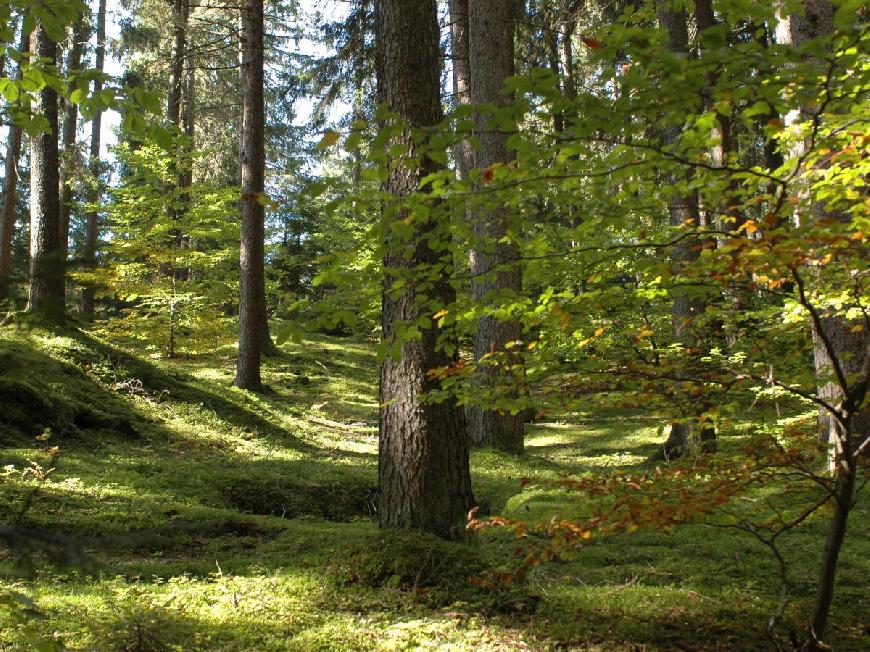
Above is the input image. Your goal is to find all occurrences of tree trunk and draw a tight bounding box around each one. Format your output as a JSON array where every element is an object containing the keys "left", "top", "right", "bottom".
[
  {"left": 376, "top": 0, "right": 474, "bottom": 538},
  {"left": 234, "top": 0, "right": 266, "bottom": 391},
  {"left": 776, "top": 1, "right": 867, "bottom": 646},
  {"left": 448, "top": 0, "right": 473, "bottom": 176},
  {"left": 26, "top": 24, "right": 64, "bottom": 323},
  {"left": 81, "top": 0, "right": 107, "bottom": 322},
  {"left": 467, "top": 0, "right": 524, "bottom": 453},
  {"left": 657, "top": 1, "right": 707, "bottom": 460},
  {"left": 0, "top": 27, "right": 30, "bottom": 301},
  {"left": 544, "top": 20, "right": 564, "bottom": 133},
  {"left": 59, "top": 17, "right": 85, "bottom": 267},
  {"left": 167, "top": 0, "right": 188, "bottom": 131}
]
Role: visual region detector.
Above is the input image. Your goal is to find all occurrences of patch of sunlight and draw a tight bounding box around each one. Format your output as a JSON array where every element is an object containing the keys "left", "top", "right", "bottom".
[
  {"left": 190, "top": 368, "right": 228, "bottom": 381},
  {"left": 581, "top": 453, "right": 647, "bottom": 468},
  {"left": 526, "top": 433, "right": 577, "bottom": 448},
  {"left": 531, "top": 421, "right": 579, "bottom": 430}
]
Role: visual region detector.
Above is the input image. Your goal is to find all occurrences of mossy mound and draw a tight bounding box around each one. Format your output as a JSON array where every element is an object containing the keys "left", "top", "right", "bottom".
[
  {"left": 330, "top": 530, "right": 538, "bottom": 613},
  {"left": 0, "top": 327, "right": 143, "bottom": 445},
  {"left": 223, "top": 476, "right": 377, "bottom": 521}
]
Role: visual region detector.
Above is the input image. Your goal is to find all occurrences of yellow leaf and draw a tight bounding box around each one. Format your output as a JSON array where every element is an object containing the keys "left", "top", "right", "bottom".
[
  {"left": 433, "top": 309, "right": 449, "bottom": 319},
  {"left": 851, "top": 324, "right": 864, "bottom": 332},
  {"left": 739, "top": 220, "right": 758, "bottom": 234},
  {"left": 594, "top": 327, "right": 605, "bottom": 337}
]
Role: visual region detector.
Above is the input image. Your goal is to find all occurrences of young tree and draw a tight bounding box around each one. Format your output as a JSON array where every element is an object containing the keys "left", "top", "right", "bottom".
[
  {"left": 59, "top": 16, "right": 86, "bottom": 266},
  {"left": 26, "top": 22, "right": 65, "bottom": 323},
  {"left": 375, "top": 0, "right": 474, "bottom": 537},
  {"left": 775, "top": 1, "right": 868, "bottom": 645},
  {"left": 234, "top": 0, "right": 267, "bottom": 391},
  {"left": 448, "top": 0, "right": 471, "bottom": 177},
  {"left": 0, "top": 27, "right": 29, "bottom": 301},
  {"left": 81, "top": 0, "right": 107, "bottom": 322},
  {"left": 467, "top": 0, "right": 524, "bottom": 452}
]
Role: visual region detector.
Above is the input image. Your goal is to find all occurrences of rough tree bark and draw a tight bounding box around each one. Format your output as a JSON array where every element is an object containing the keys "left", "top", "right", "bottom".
[
  {"left": 467, "top": 0, "right": 524, "bottom": 452},
  {"left": 234, "top": 0, "right": 267, "bottom": 391},
  {"left": 26, "top": 23, "right": 64, "bottom": 323},
  {"left": 376, "top": 0, "right": 475, "bottom": 537},
  {"left": 80, "top": 0, "right": 107, "bottom": 322},
  {"left": 0, "top": 27, "right": 30, "bottom": 301}
]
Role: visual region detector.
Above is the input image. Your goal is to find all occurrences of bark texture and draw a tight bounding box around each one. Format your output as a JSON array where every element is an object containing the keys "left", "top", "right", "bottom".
[
  {"left": 234, "top": 0, "right": 266, "bottom": 391},
  {"left": 81, "top": 0, "right": 107, "bottom": 321},
  {"left": 0, "top": 28, "right": 29, "bottom": 301},
  {"left": 376, "top": 0, "right": 474, "bottom": 537},
  {"left": 27, "top": 24, "right": 64, "bottom": 323},
  {"left": 467, "top": 0, "right": 524, "bottom": 452}
]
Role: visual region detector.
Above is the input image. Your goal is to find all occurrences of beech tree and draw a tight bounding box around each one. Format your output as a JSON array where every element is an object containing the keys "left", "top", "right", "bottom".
[{"left": 375, "top": 0, "right": 474, "bottom": 537}]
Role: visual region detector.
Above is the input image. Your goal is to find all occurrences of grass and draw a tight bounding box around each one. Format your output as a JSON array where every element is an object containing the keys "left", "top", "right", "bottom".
[{"left": 0, "top": 323, "right": 868, "bottom": 650}]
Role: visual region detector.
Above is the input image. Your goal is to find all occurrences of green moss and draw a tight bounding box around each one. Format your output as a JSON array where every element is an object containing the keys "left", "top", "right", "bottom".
[{"left": 0, "top": 324, "right": 867, "bottom": 650}]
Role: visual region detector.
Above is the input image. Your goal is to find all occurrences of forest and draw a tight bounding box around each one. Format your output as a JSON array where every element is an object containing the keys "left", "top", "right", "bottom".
[{"left": 0, "top": 0, "right": 867, "bottom": 649}]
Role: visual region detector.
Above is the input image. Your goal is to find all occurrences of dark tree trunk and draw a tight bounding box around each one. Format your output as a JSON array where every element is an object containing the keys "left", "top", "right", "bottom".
[
  {"left": 167, "top": 0, "right": 188, "bottom": 131},
  {"left": 656, "top": 1, "right": 708, "bottom": 460},
  {"left": 376, "top": 0, "right": 474, "bottom": 538},
  {"left": 81, "top": 0, "right": 106, "bottom": 322},
  {"left": 0, "top": 27, "right": 29, "bottom": 301},
  {"left": 59, "top": 17, "right": 86, "bottom": 266},
  {"left": 467, "top": 0, "right": 524, "bottom": 453},
  {"left": 544, "top": 20, "right": 564, "bottom": 133},
  {"left": 27, "top": 24, "right": 64, "bottom": 323},
  {"left": 234, "top": 0, "right": 266, "bottom": 391}
]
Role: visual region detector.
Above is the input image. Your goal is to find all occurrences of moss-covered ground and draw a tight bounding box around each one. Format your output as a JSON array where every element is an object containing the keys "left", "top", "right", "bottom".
[{"left": 1, "top": 324, "right": 867, "bottom": 650}]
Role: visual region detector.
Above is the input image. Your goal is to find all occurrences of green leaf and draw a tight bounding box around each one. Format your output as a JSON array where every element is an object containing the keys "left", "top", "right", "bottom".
[{"left": 316, "top": 129, "right": 341, "bottom": 149}]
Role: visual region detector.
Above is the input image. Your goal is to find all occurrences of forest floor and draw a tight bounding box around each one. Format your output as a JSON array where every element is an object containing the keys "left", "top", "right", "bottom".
[{"left": 0, "top": 324, "right": 868, "bottom": 651}]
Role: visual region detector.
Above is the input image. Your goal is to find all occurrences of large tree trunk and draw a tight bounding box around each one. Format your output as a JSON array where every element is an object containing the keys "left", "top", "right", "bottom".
[
  {"left": 27, "top": 24, "right": 64, "bottom": 323},
  {"left": 467, "top": 0, "right": 524, "bottom": 452},
  {"left": 80, "top": 0, "right": 107, "bottom": 322},
  {"left": 234, "top": 0, "right": 266, "bottom": 391},
  {"left": 0, "top": 27, "right": 30, "bottom": 301},
  {"left": 376, "top": 0, "right": 474, "bottom": 538},
  {"left": 59, "top": 16, "right": 86, "bottom": 267}
]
